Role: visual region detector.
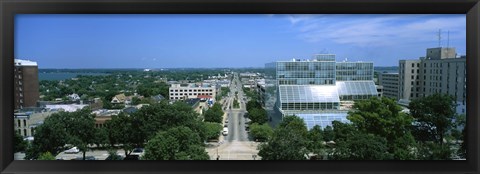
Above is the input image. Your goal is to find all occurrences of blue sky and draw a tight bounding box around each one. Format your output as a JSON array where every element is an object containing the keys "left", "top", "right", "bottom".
[{"left": 15, "top": 14, "right": 466, "bottom": 69}]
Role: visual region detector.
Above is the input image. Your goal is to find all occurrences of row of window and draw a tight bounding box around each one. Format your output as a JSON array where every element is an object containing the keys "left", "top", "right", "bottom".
[
  {"left": 339, "top": 94, "right": 376, "bottom": 100},
  {"left": 16, "top": 119, "right": 27, "bottom": 127},
  {"left": 277, "top": 72, "right": 336, "bottom": 79},
  {"left": 281, "top": 102, "right": 340, "bottom": 110},
  {"left": 336, "top": 76, "right": 373, "bottom": 81},
  {"left": 170, "top": 93, "right": 213, "bottom": 96},
  {"left": 170, "top": 89, "right": 213, "bottom": 92},
  {"left": 17, "top": 128, "right": 34, "bottom": 137},
  {"left": 278, "top": 79, "right": 335, "bottom": 85}
]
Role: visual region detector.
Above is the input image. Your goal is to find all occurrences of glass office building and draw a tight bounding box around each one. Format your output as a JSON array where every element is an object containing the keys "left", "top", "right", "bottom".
[
  {"left": 336, "top": 62, "right": 374, "bottom": 81},
  {"left": 267, "top": 54, "right": 377, "bottom": 129},
  {"left": 276, "top": 60, "right": 336, "bottom": 85}
]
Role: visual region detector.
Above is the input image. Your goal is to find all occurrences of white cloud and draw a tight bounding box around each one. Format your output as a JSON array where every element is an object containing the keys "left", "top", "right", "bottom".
[{"left": 287, "top": 15, "right": 466, "bottom": 47}]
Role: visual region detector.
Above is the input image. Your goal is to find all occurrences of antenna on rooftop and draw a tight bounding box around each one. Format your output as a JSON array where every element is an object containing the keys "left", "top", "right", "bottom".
[
  {"left": 447, "top": 30, "right": 450, "bottom": 48},
  {"left": 446, "top": 30, "right": 450, "bottom": 58},
  {"left": 437, "top": 29, "right": 442, "bottom": 47},
  {"left": 320, "top": 48, "right": 328, "bottom": 54}
]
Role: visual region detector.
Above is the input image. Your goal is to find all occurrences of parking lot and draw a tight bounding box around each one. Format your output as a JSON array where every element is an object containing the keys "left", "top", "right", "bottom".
[{"left": 55, "top": 149, "right": 126, "bottom": 160}]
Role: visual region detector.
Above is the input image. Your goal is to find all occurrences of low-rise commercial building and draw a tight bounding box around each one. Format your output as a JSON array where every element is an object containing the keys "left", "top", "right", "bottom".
[{"left": 169, "top": 83, "right": 216, "bottom": 101}]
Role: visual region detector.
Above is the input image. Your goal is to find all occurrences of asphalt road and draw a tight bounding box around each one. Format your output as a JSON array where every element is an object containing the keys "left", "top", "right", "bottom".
[
  {"left": 208, "top": 73, "right": 258, "bottom": 160},
  {"left": 224, "top": 73, "right": 251, "bottom": 142}
]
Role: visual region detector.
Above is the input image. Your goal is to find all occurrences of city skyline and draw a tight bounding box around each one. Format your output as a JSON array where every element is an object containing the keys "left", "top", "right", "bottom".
[{"left": 15, "top": 14, "right": 466, "bottom": 69}]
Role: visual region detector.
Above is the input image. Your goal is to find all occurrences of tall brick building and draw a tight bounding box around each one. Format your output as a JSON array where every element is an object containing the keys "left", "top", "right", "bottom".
[{"left": 14, "top": 59, "right": 39, "bottom": 110}]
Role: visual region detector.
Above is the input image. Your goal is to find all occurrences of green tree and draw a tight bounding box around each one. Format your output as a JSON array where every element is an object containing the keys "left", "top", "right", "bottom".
[
  {"left": 307, "top": 125, "right": 324, "bottom": 157},
  {"left": 26, "top": 108, "right": 95, "bottom": 160},
  {"left": 204, "top": 122, "right": 222, "bottom": 140},
  {"left": 37, "top": 152, "right": 56, "bottom": 160},
  {"left": 203, "top": 103, "right": 224, "bottom": 123},
  {"left": 246, "top": 100, "right": 262, "bottom": 112},
  {"left": 248, "top": 108, "right": 268, "bottom": 124},
  {"left": 409, "top": 93, "right": 457, "bottom": 145},
  {"left": 258, "top": 116, "right": 309, "bottom": 160},
  {"left": 322, "top": 125, "right": 334, "bottom": 142},
  {"left": 332, "top": 131, "right": 392, "bottom": 160},
  {"left": 459, "top": 126, "right": 467, "bottom": 158},
  {"left": 249, "top": 123, "right": 273, "bottom": 142},
  {"left": 415, "top": 141, "right": 453, "bottom": 160},
  {"left": 25, "top": 113, "right": 69, "bottom": 159},
  {"left": 134, "top": 101, "right": 201, "bottom": 141},
  {"left": 62, "top": 108, "right": 96, "bottom": 160},
  {"left": 131, "top": 97, "right": 141, "bottom": 105},
  {"left": 93, "top": 127, "right": 109, "bottom": 148},
  {"left": 104, "top": 112, "right": 143, "bottom": 156},
  {"left": 347, "top": 97, "right": 416, "bottom": 159},
  {"left": 105, "top": 101, "right": 207, "bottom": 156},
  {"left": 14, "top": 132, "right": 27, "bottom": 153},
  {"left": 143, "top": 126, "right": 209, "bottom": 160}
]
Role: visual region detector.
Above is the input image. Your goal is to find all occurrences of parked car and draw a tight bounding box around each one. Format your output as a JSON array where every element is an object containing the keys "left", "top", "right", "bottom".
[
  {"left": 131, "top": 148, "right": 144, "bottom": 157},
  {"left": 64, "top": 147, "right": 80, "bottom": 154},
  {"left": 222, "top": 127, "right": 229, "bottom": 136},
  {"left": 124, "top": 155, "right": 140, "bottom": 160},
  {"left": 71, "top": 156, "right": 95, "bottom": 160},
  {"left": 105, "top": 154, "right": 124, "bottom": 160}
]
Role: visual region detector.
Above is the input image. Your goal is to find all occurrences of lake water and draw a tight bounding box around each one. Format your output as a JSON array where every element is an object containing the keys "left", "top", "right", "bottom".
[{"left": 39, "top": 72, "right": 108, "bottom": 81}]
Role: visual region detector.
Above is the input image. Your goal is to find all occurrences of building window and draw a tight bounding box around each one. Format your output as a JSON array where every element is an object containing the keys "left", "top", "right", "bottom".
[
  {"left": 23, "top": 120, "right": 26, "bottom": 127},
  {"left": 412, "top": 63, "right": 415, "bottom": 67},
  {"left": 17, "top": 120, "right": 21, "bottom": 127},
  {"left": 411, "top": 69, "right": 414, "bottom": 73},
  {"left": 23, "top": 129, "right": 27, "bottom": 136}
]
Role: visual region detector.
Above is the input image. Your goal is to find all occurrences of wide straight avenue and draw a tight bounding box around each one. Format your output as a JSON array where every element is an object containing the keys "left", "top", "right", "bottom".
[{"left": 206, "top": 73, "right": 260, "bottom": 160}]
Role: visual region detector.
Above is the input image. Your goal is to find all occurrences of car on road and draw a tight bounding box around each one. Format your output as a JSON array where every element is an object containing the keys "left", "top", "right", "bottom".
[
  {"left": 64, "top": 147, "right": 80, "bottom": 154},
  {"left": 224, "top": 119, "right": 229, "bottom": 124},
  {"left": 222, "top": 127, "right": 229, "bottom": 136}
]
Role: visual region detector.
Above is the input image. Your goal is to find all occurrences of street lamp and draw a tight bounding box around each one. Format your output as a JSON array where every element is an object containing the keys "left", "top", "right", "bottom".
[{"left": 252, "top": 154, "right": 257, "bottom": 160}]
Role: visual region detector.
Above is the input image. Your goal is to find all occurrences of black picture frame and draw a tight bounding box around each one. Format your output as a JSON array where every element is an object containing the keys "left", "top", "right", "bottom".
[{"left": 1, "top": 0, "right": 479, "bottom": 174}]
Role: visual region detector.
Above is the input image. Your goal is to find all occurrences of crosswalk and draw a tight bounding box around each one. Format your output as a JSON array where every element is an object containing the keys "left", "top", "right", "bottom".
[{"left": 206, "top": 141, "right": 261, "bottom": 160}]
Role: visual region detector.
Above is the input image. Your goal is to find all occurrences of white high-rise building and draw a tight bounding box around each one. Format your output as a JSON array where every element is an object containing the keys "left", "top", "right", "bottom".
[{"left": 399, "top": 47, "right": 466, "bottom": 114}]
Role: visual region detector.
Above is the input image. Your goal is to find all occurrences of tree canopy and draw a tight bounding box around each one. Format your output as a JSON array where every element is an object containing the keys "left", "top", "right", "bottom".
[
  {"left": 409, "top": 93, "right": 457, "bottom": 145},
  {"left": 249, "top": 123, "right": 273, "bottom": 142},
  {"left": 258, "top": 116, "right": 309, "bottom": 160},
  {"left": 26, "top": 108, "right": 95, "bottom": 160},
  {"left": 143, "top": 126, "right": 209, "bottom": 160},
  {"left": 203, "top": 103, "right": 224, "bottom": 123},
  {"left": 347, "top": 97, "right": 416, "bottom": 159}
]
